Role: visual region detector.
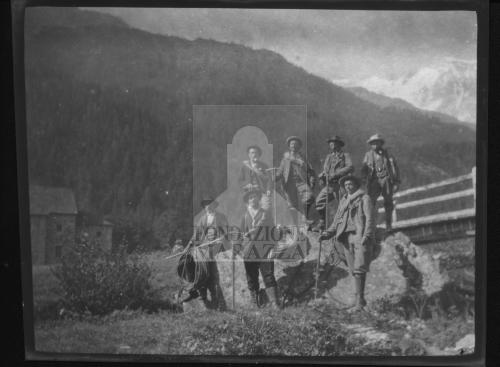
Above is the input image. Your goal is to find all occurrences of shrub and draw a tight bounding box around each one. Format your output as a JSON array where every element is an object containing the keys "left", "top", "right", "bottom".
[{"left": 53, "top": 239, "right": 154, "bottom": 315}]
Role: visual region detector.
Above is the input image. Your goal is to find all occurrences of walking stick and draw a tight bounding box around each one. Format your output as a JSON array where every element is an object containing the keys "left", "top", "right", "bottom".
[
  {"left": 314, "top": 159, "right": 330, "bottom": 300},
  {"left": 232, "top": 238, "right": 235, "bottom": 310}
]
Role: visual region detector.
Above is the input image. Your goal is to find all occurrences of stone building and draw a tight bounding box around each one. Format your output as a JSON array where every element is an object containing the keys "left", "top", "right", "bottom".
[
  {"left": 76, "top": 211, "right": 114, "bottom": 251},
  {"left": 29, "top": 185, "right": 78, "bottom": 265}
]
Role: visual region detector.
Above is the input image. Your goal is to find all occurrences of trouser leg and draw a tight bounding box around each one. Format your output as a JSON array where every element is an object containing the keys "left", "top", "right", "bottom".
[
  {"left": 244, "top": 261, "right": 260, "bottom": 306},
  {"left": 367, "top": 179, "right": 382, "bottom": 206},
  {"left": 259, "top": 260, "right": 280, "bottom": 309},
  {"left": 244, "top": 261, "right": 260, "bottom": 291},
  {"left": 353, "top": 273, "right": 367, "bottom": 310},
  {"left": 259, "top": 260, "right": 277, "bottom": 289},
  {"left": 380, "top": 177, "right": 394, "bottom": 230},
  {"left": 206, "top": 261, "right": 219, "bottom": 304},
  {"left": 284, "top": 181, "right": 300, "bottom": 226},
  {"left": 299, "top": 183, "right": 315, "bottom": 220},
  {"left": 315, "top": 186, "right": 329, "bottom": 222}
]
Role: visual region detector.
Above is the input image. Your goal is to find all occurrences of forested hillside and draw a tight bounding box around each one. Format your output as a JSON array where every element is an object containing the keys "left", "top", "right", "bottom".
[{"left": 24, "top": 8, "right": 476, "bottom": 247}]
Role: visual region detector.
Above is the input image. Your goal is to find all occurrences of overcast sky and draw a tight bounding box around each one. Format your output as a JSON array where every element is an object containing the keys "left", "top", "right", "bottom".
[{"left": 90, "top": 8, "right": 477, "bottom": 85}]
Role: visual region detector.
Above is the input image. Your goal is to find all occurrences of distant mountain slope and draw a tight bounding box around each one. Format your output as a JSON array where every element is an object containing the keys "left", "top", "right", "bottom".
[
  {"left": 347, "top": 86, "right": 474, "bottom": 128},
  {"left": 24, "top": 8, "right": 476, "bottom": 242}
]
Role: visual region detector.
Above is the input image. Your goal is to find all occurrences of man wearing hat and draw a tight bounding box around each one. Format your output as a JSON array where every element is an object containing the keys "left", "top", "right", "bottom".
[
  {"left": 182, "top": 196, "right": 229, "bottom": 306},
  {"left": 314, "top": 135, "right": 354, "bottom": 231},
  {"left": 238, "top": 145, "right": 272, "bottom": 210},
  {"left": 319, "top": 174, "right": 375, "bottom": 311},
  {"left": 239, "top": 189, "right": 280, "bottom": 309},
  {"left": 191, "top": 197, "right": 229, "bottom": 245},
  {"left": 275, "top": 136, "right": 316, "bottom": 226},
  {"left": 361, "top": 134, "right": 400, "bottom": 231}
]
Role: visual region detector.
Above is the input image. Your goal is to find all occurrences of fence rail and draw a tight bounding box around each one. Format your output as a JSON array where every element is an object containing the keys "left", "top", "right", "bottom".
[{"left": 377, "top": 167, "right": 476, "bottom": 229}]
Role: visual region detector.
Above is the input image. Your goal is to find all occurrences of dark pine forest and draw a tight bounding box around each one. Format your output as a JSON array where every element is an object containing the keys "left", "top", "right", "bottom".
[{"left": 24, "top": 8, "right": 476, "bottom": 249}]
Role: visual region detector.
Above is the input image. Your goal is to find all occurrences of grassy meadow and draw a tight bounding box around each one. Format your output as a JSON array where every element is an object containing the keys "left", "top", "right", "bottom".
[{"left": 31, "top": 250, "right": 474, "bottom": 357}]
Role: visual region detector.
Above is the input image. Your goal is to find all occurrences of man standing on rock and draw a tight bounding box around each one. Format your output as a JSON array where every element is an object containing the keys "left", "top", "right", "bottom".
[
  {"left": 319, "top": 175, "right": 375, "bottom": 311},
  {"left": 238, "top": 145, "right": 272, "bottom": 210},
  {"left": 314, "top": 135, "right": 354, "bottom": 231},
  {"left": 361, "top": 134, "right": 400, "bottom": 231},
  {"left": 275, "top": 136, "right": 316, "bottom": 227},
  {"left": 240, "top": 189, "right": 280, "bottom": 309}
]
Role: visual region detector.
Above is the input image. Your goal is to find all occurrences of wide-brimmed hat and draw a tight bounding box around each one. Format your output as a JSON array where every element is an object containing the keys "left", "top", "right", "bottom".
[
  {"left": 246, "top": 145, "right": 263, "bottom": 156},
  {"left": 200, "top": 196, "right": 218, "bottom": 208},
  {"left": 286, "top": 136, "right": 303, "bottom": 148},
  {"left": 327, "top": 135, "right": 345, "bottom": 147},
  {"left": 367, "top": 133, "right": 385, "bottom": 145},
  {"left": 243, "top": 188, "right": 262, "bottom": 203},
  {"left": 339, "top": 174, "right": 361, "bottom": 188}
]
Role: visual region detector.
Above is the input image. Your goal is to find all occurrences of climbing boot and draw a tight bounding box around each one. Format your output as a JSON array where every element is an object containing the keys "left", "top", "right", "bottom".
[
  {"left": 265, "top": 286, "right": 281, "bottom": 310},
  {"left": 250, "top": 289, "right": 260, "bottom": 308},
  {"left": 181, "top": 289, "right": 199, "bottom": 303},
  {"left": 353, "top": 274, "right": 367, "bottom": 311}
]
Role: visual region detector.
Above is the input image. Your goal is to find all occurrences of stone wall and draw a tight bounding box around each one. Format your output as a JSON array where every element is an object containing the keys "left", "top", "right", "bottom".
[{"left": 45, "top": 214, "right": 76, "bottom": 264}]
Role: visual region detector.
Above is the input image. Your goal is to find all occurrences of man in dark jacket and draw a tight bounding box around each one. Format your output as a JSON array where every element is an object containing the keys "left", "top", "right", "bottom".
[
  {"left": 361, "top": 134, "right": 400, "bottom": 231},
  {"left": 314, "top": 135, "right": 354, "bottom": 231},
  {"left": 240, "top": 189, "right": 280, "bottom": 309},
  {"left": 275, "top": 136, "right": 316, "bottom": 226},
  {"left": 319, "top": 175, "right": 375, "bottom": 311},
  {"left": 181, "top": 197, "right": 228, "bottom": 306},
  {"left": 238, "top": 145, "right": 272, "bottom": 210}
]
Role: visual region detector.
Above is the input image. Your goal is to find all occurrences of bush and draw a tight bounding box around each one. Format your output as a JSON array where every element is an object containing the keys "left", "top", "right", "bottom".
[{"left": 54, "top": 239, "right": 154, "bottom": 315}]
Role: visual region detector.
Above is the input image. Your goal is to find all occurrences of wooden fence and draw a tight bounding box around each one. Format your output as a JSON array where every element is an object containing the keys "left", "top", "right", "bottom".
[{"left": 376, "top": 167, "right": 476, "bottom": 241}]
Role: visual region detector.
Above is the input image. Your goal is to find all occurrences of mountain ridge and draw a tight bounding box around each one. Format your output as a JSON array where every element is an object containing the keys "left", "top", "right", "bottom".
[
  {"left": 24, "top": 8, "right": 476, "bottom": 245},
  {"left": 347, "top": 86, "right": 474, "bottom": 129}
]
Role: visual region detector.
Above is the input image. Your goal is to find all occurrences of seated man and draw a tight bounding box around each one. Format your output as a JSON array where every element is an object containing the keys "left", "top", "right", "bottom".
[
  {"left": 314, "top": 135, "right": 354, "bottom": 231},
  {"left": 240, "top": 189, "right": 280, "bottom": 309},
  {"left": 319, "top": 175, "right": 375, "bottom": 311}
]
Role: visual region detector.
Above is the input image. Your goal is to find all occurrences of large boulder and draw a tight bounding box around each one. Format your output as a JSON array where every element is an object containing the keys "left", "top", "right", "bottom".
[{"left": 176, "top": 230, "right": 473, "bottom": 312}]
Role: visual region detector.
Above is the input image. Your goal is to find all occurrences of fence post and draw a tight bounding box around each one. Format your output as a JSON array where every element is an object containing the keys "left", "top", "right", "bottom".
[
  {"left": 392, "top": 198, "right": 397, "bottom": 225},
  {"left": 472, "top": 166, "right": 476, "bottom": 211}
]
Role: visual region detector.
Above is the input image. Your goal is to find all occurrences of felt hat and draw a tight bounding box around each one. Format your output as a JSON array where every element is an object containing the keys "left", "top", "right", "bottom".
[
  {"left": 327, "top": 135, "right": 345, "bottom": 147},
  {"left": 243, "top": 188, "right": 262, "bottom": 203},
  {"left": 339, "top": 174, "right": 361, "bottom": 188},
  {"left": 200, "top": 196, "right": 218, "bottom": 208},
  {"left": 367, "top": 133, "right": 385, "bottom": 145},
  {"left": 286, "top": 136, "right": 303, "bottom": 148},
  {"left": 247, "top": 145, "right": 263, "bottom": 156}
]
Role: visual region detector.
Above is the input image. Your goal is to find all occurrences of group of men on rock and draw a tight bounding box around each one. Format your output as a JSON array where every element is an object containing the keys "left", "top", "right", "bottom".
[{"left": 181, "top": 133, "right": 400, "bottom": 312}]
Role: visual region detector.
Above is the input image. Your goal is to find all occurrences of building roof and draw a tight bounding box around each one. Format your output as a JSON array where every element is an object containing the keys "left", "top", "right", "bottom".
[{"left": 29, "top": 185, "right": 78, "bottom": 215}]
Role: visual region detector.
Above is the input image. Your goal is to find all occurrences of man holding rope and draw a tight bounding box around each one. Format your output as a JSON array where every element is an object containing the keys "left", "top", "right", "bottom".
[{"left": 180, "top": 196, "right": 228, "bottom": 306}]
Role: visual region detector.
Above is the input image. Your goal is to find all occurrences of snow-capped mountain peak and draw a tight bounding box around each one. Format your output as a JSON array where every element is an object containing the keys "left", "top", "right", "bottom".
[{"left": 355, "top": 58, "right": 476, "bottom": 123}]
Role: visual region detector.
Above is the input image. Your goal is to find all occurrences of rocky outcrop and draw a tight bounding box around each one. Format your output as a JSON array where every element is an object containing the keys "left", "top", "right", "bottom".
[{"left": 179, "top": 230, "right": 474, "bottom": 314}]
